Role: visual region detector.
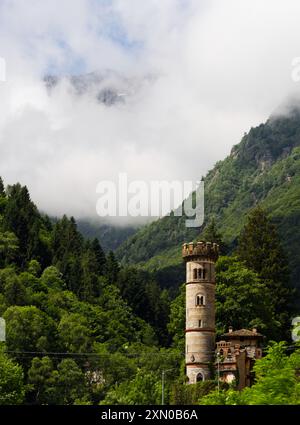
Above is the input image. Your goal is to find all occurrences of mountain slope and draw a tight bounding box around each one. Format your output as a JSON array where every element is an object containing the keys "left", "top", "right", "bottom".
[
  {"left": 116, "top": 108, "right": 300, "bottom": 293},
  {"left": 77, "top": 220, "right": 138, "bottom": 252}
]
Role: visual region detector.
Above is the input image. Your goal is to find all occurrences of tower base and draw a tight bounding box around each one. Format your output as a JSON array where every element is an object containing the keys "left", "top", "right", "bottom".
[{"left": 186, "top": 364, "right": 210, "bottom": 384}]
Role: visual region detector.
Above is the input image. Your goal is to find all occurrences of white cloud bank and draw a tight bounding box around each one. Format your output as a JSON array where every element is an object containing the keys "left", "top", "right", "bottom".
[{"left": 0, "top": 0, "right": 300, "bottom": 223}]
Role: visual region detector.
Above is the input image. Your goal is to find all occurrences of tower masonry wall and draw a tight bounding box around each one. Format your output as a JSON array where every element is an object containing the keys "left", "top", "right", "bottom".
[
  {"left": 186, "top": 282, "right": 215, "bottom": 330},
  {"left": 183, "top": 241, "right": 219, "bottom": 384},
  {"left": 186, "top": 260, "right": 216, "bottom": 283}
]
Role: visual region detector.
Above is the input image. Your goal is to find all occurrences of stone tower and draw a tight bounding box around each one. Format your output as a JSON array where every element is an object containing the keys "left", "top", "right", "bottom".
[{"left": 182, "top": 241, "right": 219, "bottom": 383}]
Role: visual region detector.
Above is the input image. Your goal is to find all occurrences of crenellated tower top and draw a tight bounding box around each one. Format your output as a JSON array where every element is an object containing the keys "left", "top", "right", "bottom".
[{"left": 182, "top": 241, "right": 219, "bottom": 262}]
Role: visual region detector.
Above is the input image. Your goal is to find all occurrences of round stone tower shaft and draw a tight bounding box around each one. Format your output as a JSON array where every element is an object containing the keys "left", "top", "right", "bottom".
[{"left": 182, "top": 241, "right": 219, "bottom": 383}]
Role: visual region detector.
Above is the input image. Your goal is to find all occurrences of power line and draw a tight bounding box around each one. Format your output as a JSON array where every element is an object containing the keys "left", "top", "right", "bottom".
[
  {"left": 3, "top": 342, "right": 300, "bottom": 360},
  {"left": 3, "top": 349, "right": 186, "bottom": 359}
]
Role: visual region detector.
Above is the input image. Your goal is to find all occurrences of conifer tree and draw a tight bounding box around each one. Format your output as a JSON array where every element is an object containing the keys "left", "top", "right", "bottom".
[
  {"left": 105, "top": 251, "right": 119, "bottom": 284},
  {"left": 0, "top": 177, "right": 6, "bottom": 215},
  {"left": 0, "top": 177, "right": 5, "bottom": 197},
  {"left": 4, "top": 184, "right": 39, "bottom": 266},
  {"left": 80, "top": 240, "right": 103, "bottom": 300},
  {"left": 91, "top": 238, "right": 106, "bottom": 275},
  {"left": 237, "top": 206, "right": 293, "bottom": 339},
  {"left": 52, "top": 215, "right": 83, "bottom": 294},
  {"left": 202, "top": 217, "right": 226, "bottom": 253}
]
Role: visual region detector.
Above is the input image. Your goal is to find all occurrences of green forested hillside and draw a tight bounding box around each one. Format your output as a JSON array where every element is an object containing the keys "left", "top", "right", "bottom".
[
  {"left": 77, "top": 220, "right": 138, "bottom": 252},
  {"left": 0, "top": 178, "right": 296, "bottom": 404},
  {"left": 0, "top": 181, "right": 182, "bottom": 404},
  {"left": 116, "top": 109, "right": 300, "bottom": 295}
]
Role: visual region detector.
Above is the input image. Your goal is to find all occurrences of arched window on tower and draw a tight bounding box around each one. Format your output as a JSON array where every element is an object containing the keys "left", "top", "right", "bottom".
[
  {"left": 196, "top": 372, "right": 204, "bottom": 382},
  {"left": 196, "top": 294, "right": 205, "bottom": 306},
  {"left": 198, "top": 268, "right": 202, "bottom": 279},
  {"left": 193, "top": 268, "right": 197, "bottom": 280}
]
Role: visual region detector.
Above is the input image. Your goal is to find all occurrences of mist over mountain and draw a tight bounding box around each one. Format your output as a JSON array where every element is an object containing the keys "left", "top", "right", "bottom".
[
  {"left": 116, "top": 105, "right": 300, "bottom": 298},
  {"left": 77, "top": 219, "right": 138, "bottom": 252},
  {"left": 3, "top": 0, "right": 300, "bottom": 225},
  {"left": 43, "top": 70, "right": 153, "bottom": 106}
]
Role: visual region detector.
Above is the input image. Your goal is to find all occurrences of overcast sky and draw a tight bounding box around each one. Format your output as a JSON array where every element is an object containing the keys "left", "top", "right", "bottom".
[{"left": 0, "top": 0, "right": 300, "bottom": 223}]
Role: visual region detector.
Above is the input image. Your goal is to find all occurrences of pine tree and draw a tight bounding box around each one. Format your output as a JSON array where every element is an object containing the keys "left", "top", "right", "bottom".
[
  {"left": 0, "top": 177, "right": 6, "bottom": 215},
  {"left": 105, "top": 251, "right": 119, "bottom": 284},
  {"left": 52, "top": 215, "right": 83, "bottom": 294},
  {"left": 68, "top": 217, "right": 83, "bottom": 256},
  {"left": 237, "top": 206, "right": 293, "bottom": 339},
  {"left": 91, "top": 238, "right": 106, "bottom": 275},
  {"left": 3, "top": 184, "right": 39, "bottom": 266},
  {"left": 80, "top": 241, "right": 103, "bottom": 300},
  {"left": 0, "top": 177, "right": 5, "bottom": 197}
]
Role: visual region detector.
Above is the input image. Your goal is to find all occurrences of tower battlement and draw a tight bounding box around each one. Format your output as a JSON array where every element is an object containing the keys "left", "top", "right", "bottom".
[{"left": 182, "top": 241, "right": 219, "bottom": 262}]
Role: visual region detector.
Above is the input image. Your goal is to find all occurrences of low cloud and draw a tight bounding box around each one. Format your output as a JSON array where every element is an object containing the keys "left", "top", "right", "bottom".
[{"left": 0, "top": 0, "right": 300, "bottom": 224}]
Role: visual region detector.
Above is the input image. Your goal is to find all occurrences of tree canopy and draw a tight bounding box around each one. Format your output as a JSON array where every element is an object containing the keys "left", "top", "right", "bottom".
[{"left": 0, "top": 179, "right": 296, "bottom": 405}]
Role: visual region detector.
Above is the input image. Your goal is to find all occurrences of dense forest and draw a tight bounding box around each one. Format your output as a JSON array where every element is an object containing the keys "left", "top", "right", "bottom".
[{"left": 0, "top": 176, "right": 299, "bottom": 405}]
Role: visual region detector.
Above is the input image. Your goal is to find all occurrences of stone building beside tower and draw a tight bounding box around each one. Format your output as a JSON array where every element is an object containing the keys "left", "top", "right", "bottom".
[
  {"left": 216, "top": 327, "right": 263, "bottom": 390},
  {"left": 182, "top": 241, "right": 263, "bottom": 388}
]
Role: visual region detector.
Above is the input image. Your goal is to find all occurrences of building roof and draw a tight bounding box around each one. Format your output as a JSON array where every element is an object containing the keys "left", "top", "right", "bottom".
[{"left": 222, "top": 328, "right": 263, "bottom": 338}]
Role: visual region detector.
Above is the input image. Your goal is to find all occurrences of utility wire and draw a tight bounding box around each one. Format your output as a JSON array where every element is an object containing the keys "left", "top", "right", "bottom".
[
  {"left": 3, "top": 349, "right": 187, "bottom": 358},
  {"left": 3, "top": 343, "right": 299, "bottom": 359}
]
